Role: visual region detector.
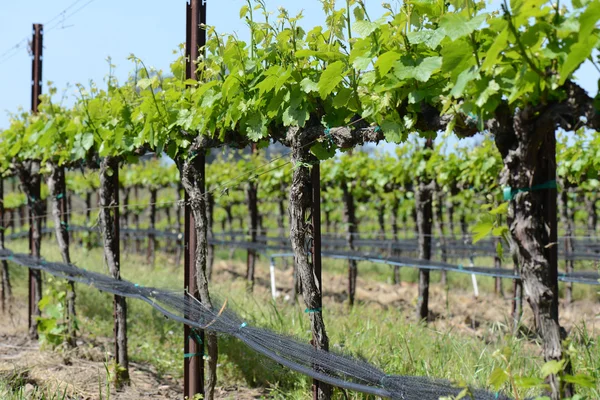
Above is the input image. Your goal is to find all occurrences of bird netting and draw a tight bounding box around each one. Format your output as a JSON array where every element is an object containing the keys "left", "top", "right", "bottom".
[{"left": 0, "top": 248, "right": 510, "bottom": 400}]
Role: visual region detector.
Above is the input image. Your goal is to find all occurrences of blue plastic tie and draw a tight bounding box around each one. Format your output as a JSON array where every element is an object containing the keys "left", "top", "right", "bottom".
[
  {"left": 239, "top": 322, "right": 247, "bottom": 329},
  {"left": 134, "top": 283, "right": 140, "bottom": 288},
  {"left": 56, "top": 193, "right": 64, "bottom": 200},
  {"left": 374, "top": 126, "right": 381, "bottom": 133},
  {"left": 323, "top": 127, "right": 334, "bottom": 146},
  {"left": 458, "top": 264, "right": 464, "bottom": 270},
  {"left": 184, "top": 352, "right": 203, "bottom": 359},
  {"left": 305, "top": 307, "right": 322, "bottom": 313},
  {"left": 503, "top": 180, "right": 557, "bottom": 201}
]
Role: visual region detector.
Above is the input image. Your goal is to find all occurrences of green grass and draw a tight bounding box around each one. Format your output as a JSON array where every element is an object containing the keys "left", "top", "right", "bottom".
[{"left": 2, "top": 237, "right": 600, "bottom": 399}]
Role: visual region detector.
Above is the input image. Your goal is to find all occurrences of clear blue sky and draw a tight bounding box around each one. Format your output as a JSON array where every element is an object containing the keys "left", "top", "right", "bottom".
[{"left": 0, "top": 0, "right": 597, "bottom": 133}]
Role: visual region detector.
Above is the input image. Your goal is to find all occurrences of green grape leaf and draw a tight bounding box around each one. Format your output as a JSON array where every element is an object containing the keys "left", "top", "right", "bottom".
[
  {"left": 375, "top": 51, "right": 401, "bottom": 76},
  {"left": 541, "top": 360, "right": 566, "bottom": 378},
  {"left": 441, "top": 39, "right": 476, "bottom": 79},
  {"left": 481, "top": 27, "right": 509, "bottom": 72},
  {"left": 318, "top": 61, "right": 346, "bottom": 98},
  {"left": 353, "top": 20, "right": 379, "bottom": 37},
  {"left": 310, "top": 142, "right": 336, "bottom": 160},
  {"left": 381, "top": 120, "right": 406, "bottom": 143},
  {"left": 472, "top": 219, "right": 493, "bottom": 243},
  {"left": 578, "top": 0, "right": 600, "bottom": 38},
  {"left": 300, "top": 78, "right": 319, "bottom": 94},
  {"left": 451, "top": 68, "right": 479, "bottom": 98},
  {"left": 352, "top": 56, "right": 372, "bottom": 70},
  {"left": 476, "top": 80, "right": 500, "bottom": 107},
  {"left": 488, "top": 367, "right": 509, "bottom": 390},
  {"left": 333, "top": 87, "right": 352, "bottom": 108},
  {"left": 439, "top": 13, "right": 487, "bottom": 41},
  {"left": 82, "top": 132, "right": 95, "bottom": 151},
  {"left": 562, "top": 374, "right": 596, "bottom": 388},
  {"left": 559, "top": 37, "right": 597, "bottom": 84},
  {"left": 239, "top": 5, "right": 249, "bottom": 18},
  {"left": 514, "top": 376, "right": 547, "bottom": 389},
  {"left": 283, "top": 97, "right": 309, "bottom": 127},
  {"left": 407, "top": 30, "right": 446, "bottom": 49},
  {"left": 394, "top": 57, "right": 443, "bottom": 82}
]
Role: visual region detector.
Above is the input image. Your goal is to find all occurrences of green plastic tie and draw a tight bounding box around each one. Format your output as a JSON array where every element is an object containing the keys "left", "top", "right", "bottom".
[
  {"left": 239, "top": 322, "right": 247, "bottom": 329},
  {"left": 374, "top": 126, "right": 381, "bottom": 133},
  {"left": 458, "top": 264, "right": 464, "bottom": 270},
  {"left": 60, "top": 221, "right": 70, "bottom": 231},
  {"left": 305, "top": 307, "right": 322, "bottom": 313},
  {"left": 184, "top": 352, "right": 203, "bottom": 359},
  {"left": 503, "top": 180, "right": 557, "bottom": 201},
  {"left": 189, "top": 329, "right": 203, "bottom": 344},
  {"left": 56, "top": 193, "right": 65, "bottom": 200}
]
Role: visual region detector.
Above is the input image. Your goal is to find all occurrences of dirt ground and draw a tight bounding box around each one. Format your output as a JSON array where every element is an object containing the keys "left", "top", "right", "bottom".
[{"left": 1, "top": 256, "right": 598, "bottom": 399}]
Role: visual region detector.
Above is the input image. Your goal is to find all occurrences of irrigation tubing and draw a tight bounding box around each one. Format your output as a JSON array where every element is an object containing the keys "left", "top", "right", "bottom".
[{"left": 0, "top": 248, "right": 509, "bottom": 400}]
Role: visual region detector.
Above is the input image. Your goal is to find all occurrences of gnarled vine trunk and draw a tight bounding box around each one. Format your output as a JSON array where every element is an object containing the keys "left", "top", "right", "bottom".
[
  {"left": 246, "top": 179, "right": 259, "bottom": 291},
  {"left": 277, "top": 194, "right": 286, "bottom": 238},
  {"left": 288, "top": 132, "right": 331, "bottom": 400},
  {"left": 341, "top": 185, "right": 357, "bottom": 306},
  {"left": 17, "top": 161, "right": 43, "bottom": 339},
  {"left": 490, "top": 103, "right": 572, "bottom": 400},
  {"left": 377, "top": 204, "right": 385, "bottom": 239},
  {"left": 416, "top": 180, "right": 433, "bottom": 321},
  {"left": 206, "top": 192, "right": 215, "bottom": 280},
  {"left": 147, "top": 188, "right": 157, "bottom": 266},
  {"left": 390, "top": 197, "right": 401, "bottom": 285},
  {"left": 416, "top": 141, "right": 434, "bottom": 322},
  {"left": 584, "top": 193, "right": 597, "bottom": 236},
  {"left": 121, "top": 188, "right": 130, "bottom": 252},
  {"left": 0, "top": 178, "right": 12, "bottom": 312},
  {"left": 133, "top": 186, "right": 141, "bottom": 254},
  {"left": 434, "top": 185, "right": 447, "bottom": 285},
  {"left": 179, "top": 152, "right": 218, "bottom": 400},
  {"left": 99, "top": 157, "right": 130, "bottom": 386},
  {"left": 47, "top": 164, "right": 77, "bottom": 347}
]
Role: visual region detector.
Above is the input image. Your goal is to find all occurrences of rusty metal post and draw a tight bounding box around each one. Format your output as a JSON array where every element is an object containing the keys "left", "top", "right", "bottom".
[
  {"left": 28, "top": 23, "right": 43, "bottom": 338},
  {"left": 311, "top": 163, "right": 324, "bottom": 399},
  {"left": 183, "top": 1, "right": 206, "bottom": 398},
  {"left": 31, "top": 24, "right": 43, "bottom": 113}
]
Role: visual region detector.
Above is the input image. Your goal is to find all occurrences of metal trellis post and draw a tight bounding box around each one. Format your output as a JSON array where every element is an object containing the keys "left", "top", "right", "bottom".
[
  {"left": 183, "top": 1, "right": 206, "bottom": 398},
  {"left": 28, "top": 23, "right": 43, "bottom": 338}
]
